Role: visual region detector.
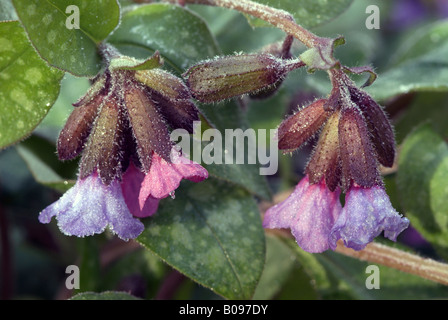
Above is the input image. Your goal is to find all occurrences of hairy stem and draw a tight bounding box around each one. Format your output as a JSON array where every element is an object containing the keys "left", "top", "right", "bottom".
[
  {"left": 165, "top": 0, "right": 322, "bottom": 48},
  {"left": 335, "top": 241, "right": 448, "bottom": 286}
]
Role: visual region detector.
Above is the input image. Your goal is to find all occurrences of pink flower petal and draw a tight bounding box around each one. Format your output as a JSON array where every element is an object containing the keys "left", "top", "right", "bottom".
[
  {"left": 263, "top": 175, "right": 342, "bottom": 253},
  {"left": 121, "top": 163, "right": 160, "bottom": 218},
  {"left": 139, "top": 151, "right": 208, "bottom": 207}
]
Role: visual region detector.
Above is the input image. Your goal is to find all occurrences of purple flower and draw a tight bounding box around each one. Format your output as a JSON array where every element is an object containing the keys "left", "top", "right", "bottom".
[
  {"left": 263, "top": 175, "right": 342, "bottom": 253},
  {"left": 265, "top": 67, "right": 410, "bottom": 252},
  {"left": 329, "top": 185, "right": 409, "bottom": 251},
  {"left": 39, "top": 45, "right": 208, "bottom": 240},
  {"left": 39, "top": 171, "right": 144, "bottom": 240}
]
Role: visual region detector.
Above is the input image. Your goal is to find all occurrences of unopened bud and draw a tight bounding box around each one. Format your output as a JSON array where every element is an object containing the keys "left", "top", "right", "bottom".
[
  {"left": 348, "top": 86, "right": 395, "bottom": 168},
  {"left": 306, "top": 111, "right": 341, "bottom": 192},
  {"left": 57, "top": 94, "right": 102, "bottom": 161},
  {"left": 135, "top": 68, "right": 199, "bottom": 132},
  {"left": 135, "top": 68, "right": 191, "bottom": 101},
  {"left": 124, "top": 84, "right": 172, "bottom": 172},
  {"left": 80, "top": 95, "right": 124, "bottom": 184},
  {"left": 249, "top": 35, "right": 295, "bottom": 100},
  {"left": 277, "top": 99, "right": 329, "bottom": 151},
  {"left": 72, "top": 75, "right": 107, "bottom": 107},
  {"left": 338, "top": 107, "right": 380, "bottom": 190},
  {"left": 184, "top": 53, "right": 303, "bottom": 103},
  {"left": 150, "top": 90, "right": 199, "bottom": 133}
]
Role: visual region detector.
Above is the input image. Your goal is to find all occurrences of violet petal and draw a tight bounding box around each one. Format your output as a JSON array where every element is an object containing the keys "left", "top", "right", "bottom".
[
  {"left": 330, "top": 185, "right": 410, "bottom": 251},
  {"left": 39, "top": 172, "right": 144, "bottom": 240}
]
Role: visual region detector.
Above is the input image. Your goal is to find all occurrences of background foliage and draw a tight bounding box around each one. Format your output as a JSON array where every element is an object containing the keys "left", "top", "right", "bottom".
[{"left": 1, "top": 0, "right": 448, "bottom": 300}]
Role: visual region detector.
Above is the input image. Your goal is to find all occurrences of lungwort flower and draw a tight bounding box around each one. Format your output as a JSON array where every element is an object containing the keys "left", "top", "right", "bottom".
[
  {"left": 40, "top": 45, "right": 208, "bottom": 240},
  {"left": 264, "top": 67, "right": 409, "bottom": 252}
]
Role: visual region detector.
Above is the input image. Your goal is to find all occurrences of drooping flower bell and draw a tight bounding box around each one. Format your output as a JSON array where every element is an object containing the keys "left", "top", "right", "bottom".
[
  {"left": 264, "top": 66, "right": 409, "bottom": 252},
  {"left": 40, "top": 44, "right": 208, "bottom": 240}
]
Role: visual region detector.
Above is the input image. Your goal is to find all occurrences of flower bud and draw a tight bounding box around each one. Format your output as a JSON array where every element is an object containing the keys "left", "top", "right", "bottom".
[
  {"left": 277, "top": 99, "right": 328, "bottom": 151},
  {"left": 338, "top": 107, "right": 380, "bottom": 190},
  {"left": 184, "top": 53, "right": 302, "bottom": 103},
  {"left": 135, "top": 68, "right": 199, "bottom": 133},
  {"left": 80, "top": 95, "right": 124, "bottom": 184},
  {"left": 57, "top": 93, "right": 102, "bottom": 160},
  {"left": 124, "top": 83, "right": 172, "bottom": 172},
  {"left": 72, "top": 75, "right": 107, "bottom": 107},
  {"left": 348, "top": 86, "right": 395, "bottom": 167},
  {"left": 135, "top": 68, "right": 191, "bottom": 101},
  {"left": 150, "top": 91, "right": 199, "bottom": 133},
  {"left": 249, "top": 35, "right": 295, "bottom": 100},
  {"left": 306, "top": 111, "right": 341, "bottom": 192}
]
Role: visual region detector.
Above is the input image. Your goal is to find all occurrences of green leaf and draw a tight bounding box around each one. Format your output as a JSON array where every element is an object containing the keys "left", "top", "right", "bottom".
[
  {"left": 204, "top": 160, "right": 272, "bottom": 201},
  {"left": 367, "top": 21, "right": 448, "bottom": 101},
  {"left": 394, "top": 93, "right": 448, "bottom": 143},
  {"left": 245, "top": 0, "right": 354, "bottom": 29},
  {"left": 0, "top": 21, "right": 64, "bottom": 150},
  {"left": 389, "top": 20, "right": 448, "bottom": 67},
  {"left": 367, "top": 43, "right": 448, "bottom": 101},
  {"left": 108, "top": 3, "right": 220, "bottom": 73},
  {"left": 188, "top": 5, "right": 285, "bottom": 54},
  {"left": 16, "top": 135, "right": 76, "bottom": 192},
  {"left": 292, "top": 242, "right": 352, "bottom": 299},
  {"left": 188, "top": 101, "right": 272, "bottom": 200},
  {"left": 70, "top": 291, "right": 141, "bottom": 300},
  {"left": 252, "top": 234, "right": 297, "bottom": 299},
  {"left": 137, "top": 178, "right": 266, "bottom": 300},
  {"left": 322, "top": 249, "right": 448, "bottom": 299},
  {"left": 12, "top": 0, "right": 120, "bottom": 76},
  {"left": 397, "top": 123, "right": 448, "bottom": 260}
]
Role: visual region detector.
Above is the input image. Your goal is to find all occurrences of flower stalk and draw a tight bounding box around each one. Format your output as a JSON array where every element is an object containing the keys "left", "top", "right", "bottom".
[
  {"left": 164, "top": 0, "right": 322, "bottom": 48},
  {"left": 335, "top": 241, "right": 448, "bottom": 287}
]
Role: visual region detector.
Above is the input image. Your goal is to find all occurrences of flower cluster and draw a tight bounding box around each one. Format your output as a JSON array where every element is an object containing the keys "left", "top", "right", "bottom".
[
  {"left": 264, "top": 67, "right": 409, "bottom": 252},
  {"left": 40, "top": 46, "right": 208, "bottom": 240}
]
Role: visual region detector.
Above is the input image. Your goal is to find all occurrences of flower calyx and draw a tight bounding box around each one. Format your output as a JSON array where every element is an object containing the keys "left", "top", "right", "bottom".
[
  {"left": 57, "top": 44, "right": 201, "bottom": 185},
  {"left": 278, "top": 67, "right": 394, "bottom": 193}
]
